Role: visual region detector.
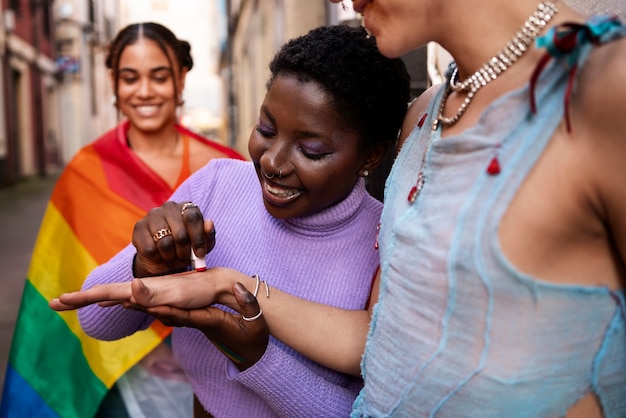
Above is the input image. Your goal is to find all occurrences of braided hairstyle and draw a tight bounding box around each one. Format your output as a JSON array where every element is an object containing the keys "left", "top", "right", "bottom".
[
  {"left": 106, "top": 22, "right": 193, "bottom": 108},
  {"left": 268, "top": 24, "right": 410, "bottom": 154}
]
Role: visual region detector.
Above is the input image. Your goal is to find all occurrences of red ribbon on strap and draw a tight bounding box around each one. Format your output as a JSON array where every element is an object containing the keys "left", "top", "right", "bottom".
[{"left": 528, "top": 20, "right": 611, "bottom": 132}]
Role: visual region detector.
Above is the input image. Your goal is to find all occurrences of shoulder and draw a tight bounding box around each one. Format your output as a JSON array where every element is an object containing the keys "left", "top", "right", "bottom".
[
  {"left": 397, "top": 85, "right": 442, "bottom": 153},
  {"left": 178, "top": 125, "right": 245, "bottom": 160},
  {"left": 571, "top": 34, "right": 626, "bottom": 258},
  {"left": 196, "top": 157, "right": 253, "bottom": 177},
  {"left": 62, "top": 142, "right": 101, "bottom": 175},
  {"left": 570, "top": 34, "right": 626, "bottom": 173},
  {"left": 173, "top": 159, "right": 256, "bottom": 205},
  {"left": 193, "top": 138, "right": 245, "bottom": 160},
  {"left": 574, "top": 34, "right": 626, "bottom": 132},
  {"left": 192, "top": 159, "right": 257, "bottom": 192}
]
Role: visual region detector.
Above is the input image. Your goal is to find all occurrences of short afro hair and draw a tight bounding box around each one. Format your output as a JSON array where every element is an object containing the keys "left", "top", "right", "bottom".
[{"left": 267, "top": 24, "right": 410, "bottom": 152}]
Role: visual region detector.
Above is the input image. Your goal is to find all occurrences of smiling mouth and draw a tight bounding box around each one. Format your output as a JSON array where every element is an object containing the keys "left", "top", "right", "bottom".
[
  {"left": 134, "top": 105, "right": 161, "bottom": 116},
  {"left": 265, "top": 182, "right": 302, "bottom": 201}
]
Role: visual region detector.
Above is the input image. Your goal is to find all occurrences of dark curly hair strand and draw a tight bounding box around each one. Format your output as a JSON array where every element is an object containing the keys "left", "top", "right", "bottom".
[{"left": 268, "top": 24, "right": 410, "bottom": 153}]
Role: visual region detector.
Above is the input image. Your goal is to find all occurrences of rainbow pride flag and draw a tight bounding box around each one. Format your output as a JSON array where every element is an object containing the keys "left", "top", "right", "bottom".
[{"left": 1, "top": 122, "right": 242, "bottom": 418}]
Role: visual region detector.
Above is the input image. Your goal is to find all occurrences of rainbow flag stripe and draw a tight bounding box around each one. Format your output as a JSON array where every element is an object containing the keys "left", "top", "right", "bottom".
[{"left": 1, "top": 122, "right": 242, "bottom": 418}]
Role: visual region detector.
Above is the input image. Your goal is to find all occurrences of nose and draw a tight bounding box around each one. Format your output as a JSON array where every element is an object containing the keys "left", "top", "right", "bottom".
[
  {"left": 137, "top": 77, "right": 153, "bottom": 98},
  {"left": 260, "top": 139, "right": 290, "bottom": 177}
]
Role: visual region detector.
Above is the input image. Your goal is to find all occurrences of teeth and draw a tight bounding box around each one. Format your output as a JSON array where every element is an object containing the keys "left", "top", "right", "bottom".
[
  {"left": 266, "top": 183, "right": 301, "bottom": 200},
  {"left": 135, "top": 105, "right": 159, "bottom": 115}
]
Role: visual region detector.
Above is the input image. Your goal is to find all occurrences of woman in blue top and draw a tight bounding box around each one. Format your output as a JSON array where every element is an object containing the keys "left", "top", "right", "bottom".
[{"left": 53, "top": 1, "right": 626, "bottom": 417}]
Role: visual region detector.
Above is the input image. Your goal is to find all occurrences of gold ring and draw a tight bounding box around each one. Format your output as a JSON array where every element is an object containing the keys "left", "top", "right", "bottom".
[
  {"left": 152, "top": 227, "right": 172, "bottom": 243},
  {"left": 181, "top": 202, "right": 199, "bottom": 216}
]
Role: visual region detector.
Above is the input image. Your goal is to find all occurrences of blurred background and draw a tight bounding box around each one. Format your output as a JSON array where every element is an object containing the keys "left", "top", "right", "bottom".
[
  {"left": 0, "top": 0, "right": 444, "bottom": 189},
  {"left": 0, "top": 1, "right": 442, "bottom": 399},
  {"left": 0, "top": 0, "right": 625, "bottom": 188}
]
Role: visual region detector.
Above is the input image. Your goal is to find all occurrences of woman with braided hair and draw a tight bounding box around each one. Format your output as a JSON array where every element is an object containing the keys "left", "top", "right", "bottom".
[{"left": 1, "top": 22, "right": 243, "bottom": 418}]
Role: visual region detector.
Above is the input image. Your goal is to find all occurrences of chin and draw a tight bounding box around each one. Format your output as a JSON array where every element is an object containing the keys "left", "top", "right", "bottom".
[
  {"left": 374, "top": 37, "right": 407, "bottom": 58},
  {"left": 132, "top": 120, "right": 168, "bottom": 132},
  {"left": 263, "top": 201, "right": 289, "bottom": 220}
]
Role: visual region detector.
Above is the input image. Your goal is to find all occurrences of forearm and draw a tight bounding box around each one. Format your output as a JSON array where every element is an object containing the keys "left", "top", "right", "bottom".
[
  {"left": 127, "top": 267, "right": 372, "bottom": 376},
  {"left": 215, "top": 269, "right": 369, "bottom": 376},
  {"left": 259, "top": 287, "right": 368, "bottom": 376}
]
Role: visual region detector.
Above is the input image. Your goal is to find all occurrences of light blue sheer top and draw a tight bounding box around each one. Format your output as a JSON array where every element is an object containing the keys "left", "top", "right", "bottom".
[{"left": 353, "top": 16, "right": 626, "bottom": 418}]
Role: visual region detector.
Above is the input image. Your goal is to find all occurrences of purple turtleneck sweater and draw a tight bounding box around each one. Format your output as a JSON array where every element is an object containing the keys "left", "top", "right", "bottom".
[{"left": 78, "top": 159, "right": 382, "bottom": 417}]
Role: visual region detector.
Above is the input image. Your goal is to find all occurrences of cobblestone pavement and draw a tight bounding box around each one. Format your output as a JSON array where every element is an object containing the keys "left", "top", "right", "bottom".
[{"left": 0, "top": 173, "right": 59, "bottom": 397}]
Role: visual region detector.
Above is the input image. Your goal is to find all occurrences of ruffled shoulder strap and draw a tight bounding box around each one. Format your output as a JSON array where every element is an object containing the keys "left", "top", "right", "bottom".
[{"left": 529, "top": 15, "right": 626, "bottom": 131}]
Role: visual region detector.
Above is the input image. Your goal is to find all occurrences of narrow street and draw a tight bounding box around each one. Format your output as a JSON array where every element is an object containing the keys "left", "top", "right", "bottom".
[{"left": 0, "top": 173, "right": 58, "bottom": 397}]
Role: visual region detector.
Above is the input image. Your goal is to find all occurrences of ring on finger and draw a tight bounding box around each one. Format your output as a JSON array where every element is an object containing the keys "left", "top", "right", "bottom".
[
  {"left": 181, "top": 202, "right": 199, "bottom": 216},
  {"left": 242, "top": 309, "right": 263, "bottom": 322},
  {"left": 152, "top": 227, "right": 172, "bottom": 243}
]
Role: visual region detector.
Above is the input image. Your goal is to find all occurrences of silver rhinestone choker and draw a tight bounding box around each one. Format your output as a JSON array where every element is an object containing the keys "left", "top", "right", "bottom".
[{"left": 433, "top": 1, "right": 558, "bottom": 130}]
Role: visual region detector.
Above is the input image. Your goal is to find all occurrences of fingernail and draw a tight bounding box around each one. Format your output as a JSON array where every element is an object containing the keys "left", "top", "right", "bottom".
[
  {"left": 191, "top": 248, "right": 207, "bottom": 271},
  {"left": 234, "top": 282, "right": 247, "bottom": 296}
]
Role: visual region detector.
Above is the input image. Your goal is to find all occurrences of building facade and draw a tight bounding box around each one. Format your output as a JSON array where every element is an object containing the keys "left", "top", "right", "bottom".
[
  {"left": 0, "top": 0, "right": 120, "bottom": 187},
  {"left": 53, "top": 0, "right": 118, "bottom": 168},
  {"left": 1, "top": 0, "right": 59, "bottom": 186}
]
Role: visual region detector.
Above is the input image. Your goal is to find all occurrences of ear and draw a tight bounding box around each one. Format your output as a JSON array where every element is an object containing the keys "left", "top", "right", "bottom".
[
  {"left": 360, "top": 140, "right": 392, "bottom": 175},
  {"left": 108, "top": 69, "right": 116, "bottom": 95},
  {"left": 108, "top": 70, "right": 118, "bottom": 108}
]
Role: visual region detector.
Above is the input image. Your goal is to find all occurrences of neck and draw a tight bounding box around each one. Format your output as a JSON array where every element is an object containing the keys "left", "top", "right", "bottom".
[
  {"left": 434, "top": 1, "right": 564, "bottom": 130},
  {"left": 440, "top": 0, "right": 583, "bottom": 78},
  {"left": 126, "top": 123, "right": 180, "bottom": 154}
]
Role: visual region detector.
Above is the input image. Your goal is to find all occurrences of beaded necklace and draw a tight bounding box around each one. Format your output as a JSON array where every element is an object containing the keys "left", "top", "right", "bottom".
[
  {"left": 408, "top": 1, "right": 559, "bottom": 204},
  {"left": 433, "top": 1, "right": 558, "bottom": 130}
]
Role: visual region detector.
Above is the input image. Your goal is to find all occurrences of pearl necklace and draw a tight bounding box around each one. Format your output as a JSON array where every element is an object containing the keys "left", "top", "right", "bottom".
[{"left": 432, "top": 1, "right": 558, "bottom": 131}]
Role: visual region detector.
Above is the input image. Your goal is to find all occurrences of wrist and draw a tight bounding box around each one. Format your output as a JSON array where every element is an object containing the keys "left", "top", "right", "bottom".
[{"left": 210, "top": 267, "right": 246, "bottom": 308}]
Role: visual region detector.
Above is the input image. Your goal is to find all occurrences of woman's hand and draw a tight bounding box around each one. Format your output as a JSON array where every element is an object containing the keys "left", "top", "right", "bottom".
[
  {"left": 49, "top": 267, "right": 270, "bottom": 370},
  {"left": 49, "top": 281, "right": 133, "bottom": 311},
  {"left": 132, "top": 201, "right": 215, "bottom": 277},
  {"left": 142, "top": 281, "right": 270, "bottom": 371},
  {"left": 49, "top": 268, "right": 237, "bottom": 311},
  {"left": 49, "top": 266, "right": 371, "bottom": 375}
]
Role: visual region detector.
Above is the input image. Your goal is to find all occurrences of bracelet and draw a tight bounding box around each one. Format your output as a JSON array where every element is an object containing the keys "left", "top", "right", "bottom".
[
  {"left": 242, "top": 309, "right": 263, "bottom": 322},
  {"left": 252, "top": 274, "right": 260, "bottom": 298},
  {"left": 251, "top": 275, "right": 270, "bottom": 298},
  {"left": 262, "top": 280, "right": 270, "bottom": 298}
]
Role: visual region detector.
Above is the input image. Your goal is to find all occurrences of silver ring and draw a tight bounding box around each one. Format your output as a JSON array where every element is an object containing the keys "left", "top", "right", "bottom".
[
  {"left": 152, "top": 227, "right": 172, "bottom": 243},
  {"left": 242, "top": 309, "right": 263, "bottom": 322},
  {"left": 278, "top": 169, "right": 282, "bottom": 179},
  {"left": 263, "top": 171, "right": 274, "bottom": 179},
  {"left": 181, "top": 202, "right": 199, "bottom": 216}
]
